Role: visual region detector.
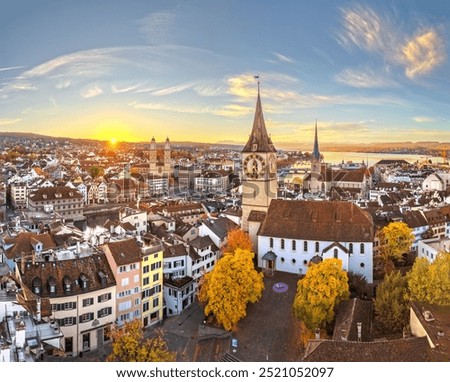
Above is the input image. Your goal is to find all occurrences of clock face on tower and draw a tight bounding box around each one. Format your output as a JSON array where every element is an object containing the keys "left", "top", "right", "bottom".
[{"left": 243, "top": 154, "right": 266, "bottom": 179}]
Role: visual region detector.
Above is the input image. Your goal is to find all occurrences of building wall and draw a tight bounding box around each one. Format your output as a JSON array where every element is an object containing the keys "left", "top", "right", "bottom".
[
  {"left": 410, "top": 307, "right": 433, "bottom": 348},
  {"left": 120, "top": 211, "right": 148, "bottom": 235},
  {"left": 102, "top": 251, "right": 141, "bottom": 326},
  {"left": 51, "top": 286, "right": 116, "bottom": 356},
  {"left": 258, "top": 236, "right": 373, "bottom": 283},
  {"left": 141, "top": 249, "right": 163, "bottom": 328}
]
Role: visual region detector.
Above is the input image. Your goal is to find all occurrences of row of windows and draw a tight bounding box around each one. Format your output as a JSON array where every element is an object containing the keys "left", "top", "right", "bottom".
[
  {"left": 143, "top": 272, "right": 159, "bottom": 286},
  {"left": 269, "top": 238, "right": 365, "bottom": 254},
  {"left": 278, "top": 256, "right": 366, "bottom": 269},
  {"left": 52, "top": 293, "right": 112, "bottom": 312},
  {"left": 117, "top": 287, "right": 140, "bottom": 298},
  {"left": 56, "top": 307, "right": 113, "bottom": 326},
  {"left": 118, "top": 263, "right": 139, "bottom": 273},
  {"left": 142, "top": 284, "right": 162, "bottom": 299},
  {"left": 143, "top": 297, "right": 160, "bottom": 312}
]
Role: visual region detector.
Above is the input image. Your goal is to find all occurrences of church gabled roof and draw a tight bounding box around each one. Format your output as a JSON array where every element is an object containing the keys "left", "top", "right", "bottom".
[{"left": 242, "top": 84, "right": 277, "bottom": 153}]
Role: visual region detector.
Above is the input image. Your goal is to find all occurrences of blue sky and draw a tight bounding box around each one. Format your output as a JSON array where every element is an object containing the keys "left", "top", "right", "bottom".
[{"left": 0, "top": 0, "right": 449, "bottom": 146}]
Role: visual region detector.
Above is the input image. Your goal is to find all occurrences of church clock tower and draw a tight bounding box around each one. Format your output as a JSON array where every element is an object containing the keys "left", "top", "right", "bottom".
[{"left": 241, "top": 83, "right": 277, "bottom": 231}]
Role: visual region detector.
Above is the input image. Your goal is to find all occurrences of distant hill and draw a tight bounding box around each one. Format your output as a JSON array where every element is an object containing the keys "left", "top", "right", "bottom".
[{"left": 1, "top": 131, "right": 449, "bottom": 154}]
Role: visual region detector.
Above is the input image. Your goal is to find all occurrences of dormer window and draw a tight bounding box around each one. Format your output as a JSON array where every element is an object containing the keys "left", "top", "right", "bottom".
[
  {"left": 63, "top": 276, "right": 72, "bottom": 294},
  {"left": 55, "top": 193, "right": 62, "bottom": 198},
  {"left": 43, "top": 194, "right": 47, "bottom": 199},
  {"left": 32, "top": 277, "right": 42, "bottom": 295},
  {"left": 79, "top": 273, "right": 89, "bottom": 290},
  {"left": 48, "top": 276, "right": 57, "bottom": 295},
  {"left": 97, "top": 271, "right": 107, "bottom": 286}
]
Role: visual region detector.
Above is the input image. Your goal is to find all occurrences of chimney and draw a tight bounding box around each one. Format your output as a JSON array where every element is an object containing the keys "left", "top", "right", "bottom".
[
  {"left": 315, "top": 328, "right": 321, "bottom": 340},
  {"left": 357, "top": 322, "right": 362, "bottom": 342}
]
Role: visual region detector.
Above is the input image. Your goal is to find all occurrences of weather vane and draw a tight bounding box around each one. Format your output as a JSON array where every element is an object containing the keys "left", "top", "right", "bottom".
[{"left": 254, "top": 75, "right": 260, "bottom": 93}]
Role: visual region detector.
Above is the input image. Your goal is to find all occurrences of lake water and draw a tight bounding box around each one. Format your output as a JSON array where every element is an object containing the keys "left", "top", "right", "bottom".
[{"left": 321, "top": 151, "right": 443, "bottom": 167}]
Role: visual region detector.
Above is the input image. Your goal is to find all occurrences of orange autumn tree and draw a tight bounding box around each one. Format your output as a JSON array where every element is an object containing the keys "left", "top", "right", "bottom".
[
  {"left": 107, "top": 320, "right": 175, "bottom": 362},
  {"left": 225, "top": 228, "right": 252, "bottom": 253},
  {"left": 198, "top": 248, "right": 264, "bottom": 331}
]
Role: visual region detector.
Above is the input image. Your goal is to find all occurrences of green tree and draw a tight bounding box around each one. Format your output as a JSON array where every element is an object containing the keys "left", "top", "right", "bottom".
[
  {"left": 407, "top": 253, "right": 450, "bottom": 305},
  {"left": 107, "top": 320, "right": 176, "bottom": 362},
  {"left": 377, "top": 222, "right": 414, "bottom": 273},
  {"left": 292, "top": 258, "right": 349, "bottom": 331},
  {"left": 348, "top": 271, "right": 368, "bottom": 299},
  {"left": 374, "top": 271, "right": 409, "bottom": 333},
  {"left": 198, "top": 248, "right": 264, "bottom": 331},
  {"left": 89, "top": 165, "right": 104, "bottom": 179}
]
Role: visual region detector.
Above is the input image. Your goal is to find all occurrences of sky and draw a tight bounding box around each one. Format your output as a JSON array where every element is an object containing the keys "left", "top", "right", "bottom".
[{"left": 1, "top": 0, "right": 449, "bottom": 147}]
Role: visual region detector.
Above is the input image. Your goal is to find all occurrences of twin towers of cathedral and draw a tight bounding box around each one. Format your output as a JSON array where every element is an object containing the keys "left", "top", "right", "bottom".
[
  {"left": 149, "top": 136, "right": 171, "bottom": 176},
  {"left": 241, "top": 83, "right": 321, "bottom": 231}
]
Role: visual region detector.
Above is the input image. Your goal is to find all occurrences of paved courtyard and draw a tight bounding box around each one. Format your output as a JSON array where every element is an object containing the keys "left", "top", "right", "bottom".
[{"left": 162, "top": 270, "right": 304, "bottom": 362}]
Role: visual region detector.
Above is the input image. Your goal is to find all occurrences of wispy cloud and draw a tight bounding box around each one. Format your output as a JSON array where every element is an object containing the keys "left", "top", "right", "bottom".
[
  {"left": 401, "top": 30, "right": 446, "bottom": 79},
  {"left": 338, "top": 6, "right": 391, "bottom": 52},
  {"left": 55, "top": 79, "right": 72, "bottom": 89},
  {"left": 0, "top": 66, "right": 25, "bottom": 72},
  {"left": 334, "top": 67, "right": 397, "bottom": 88},
  {"left": 151, "top": 82, "right": 196, "bottom": 96},
  {"left": 129, "top": 101, "right": 210, "bottom": 114},
  {"left": 9, "top": 82, "right": 37, "bottom": 91},
  {"left": 193, "top": 83, "right": 226, "bottom": 97},
  {"left": 80, "top": 83, "right": 103, "bottom": 99},
  {"left": 271, "top": 52, "right": 295, "bottom": 64},
  {"left": 214, "top": 104, "right": 254, "bottom": 117},
  {"left": 413, "top": 116, "right": 436, "bottom": 123},
  {"left": 225, "top": 72, "right": 404, "bottom": 114},
  {"left": 0, "top": 118, "right": 21, "bottom": 126},
  {"left": 111, "top": 82, "right": 147, "bottom": 94},
  {"left": 337, "top": 5, "right": 446, "bottom": 80}
]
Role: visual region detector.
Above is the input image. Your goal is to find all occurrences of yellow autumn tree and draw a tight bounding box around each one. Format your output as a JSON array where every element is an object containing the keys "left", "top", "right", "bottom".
[
  {"left": 198, "top": 248, "right": 264, "bottom": 331},
  {"left": 107, "top": 320, "right": 176, "bottom": 362},
  {"left": 225, "top": 228, "right": 252, "bottom": 253},
  {"left": 293, "top": 258, "right": 349, "bottom": 332},
  {"left": 377, "top": 221, "right": 414, "bottom": 273},
  {"left": 407, "top": 252, "right": 450, "bottom": 305}
]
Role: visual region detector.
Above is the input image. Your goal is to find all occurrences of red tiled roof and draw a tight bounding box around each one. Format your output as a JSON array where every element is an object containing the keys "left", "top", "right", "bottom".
[
  {"left": 103, "top": 238, "right": 142, "bottom": 266},
  {"left": 29, "top": 186, "right": 82, "bottom": 202},
  {"left": 4, "top": 233, "right": 57, "bottom": 260},
  {"left": 258, "top": 200, "right": 374, "bottom": 242}
]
